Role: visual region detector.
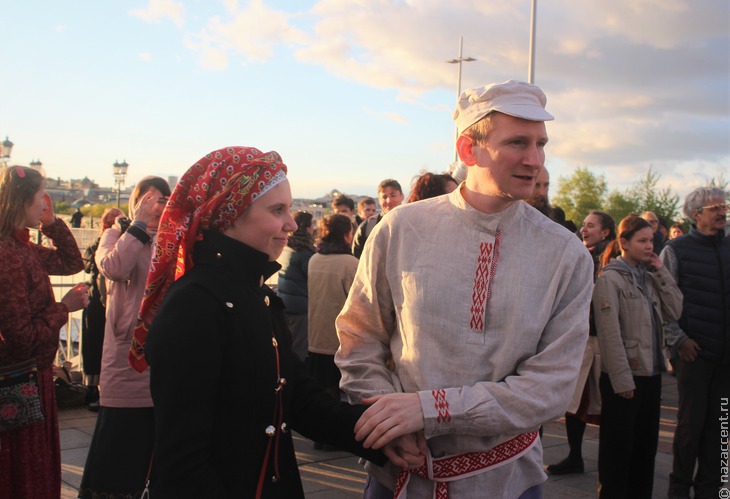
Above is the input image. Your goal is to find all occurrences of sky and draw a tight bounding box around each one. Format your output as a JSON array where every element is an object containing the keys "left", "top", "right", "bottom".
[{"left": 1, "top": 0, "right": 728, "bottom": 201}]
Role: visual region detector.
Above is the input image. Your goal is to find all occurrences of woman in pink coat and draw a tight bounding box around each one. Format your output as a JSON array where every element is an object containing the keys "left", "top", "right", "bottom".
[{"left": 79, "top": 176, "right": 170, "bottom": 499}]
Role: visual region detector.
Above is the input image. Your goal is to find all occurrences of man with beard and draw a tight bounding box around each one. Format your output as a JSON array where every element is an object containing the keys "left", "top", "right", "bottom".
[{"left": 525, "top": 165, "right": 551, "bottom": 217}]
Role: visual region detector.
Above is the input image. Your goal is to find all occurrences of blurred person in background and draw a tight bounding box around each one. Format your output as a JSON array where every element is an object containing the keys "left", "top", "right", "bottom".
[
  {"left": 407, "top": 172, "right": 458, "bottom": 203},
  {"left": 81, "top": 207, "right": 124, "bottom": 410},
  {"left": 668, "top": 223, "right": 685, "bottom": 240},
  {"left": 547, "top": 210, "right": 616, "bottom": 476},
  {"left": 277, "top": 210, "right": 316, "bottom": 362},
  {"left": 79, "top": 176, "right": 171, "bottom": 499}
]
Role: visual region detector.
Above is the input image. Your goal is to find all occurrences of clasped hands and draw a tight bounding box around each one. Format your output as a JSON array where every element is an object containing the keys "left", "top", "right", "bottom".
[{"left": 355, "top": 393, "right": 428, "bottom": 469}]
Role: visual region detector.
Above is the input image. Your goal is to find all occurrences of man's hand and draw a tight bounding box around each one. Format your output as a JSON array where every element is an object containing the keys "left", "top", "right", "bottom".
[
  {"left": 355, "top": 393, "right": 424, "bottom": 449},
  {"left": 677, "top": 338, "right": 701, "bottom": 362},
  {"left": 616, "top": 389, "right": 634, "bottom": 399},
  {"left": 382, "top": 432, "right": 428, "bottom": 469}
]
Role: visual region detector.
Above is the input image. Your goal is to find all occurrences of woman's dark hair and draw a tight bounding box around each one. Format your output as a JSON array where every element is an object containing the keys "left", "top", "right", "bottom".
[
  {"left": 288, "top": 211, "right": 315, "bottom": 252},
  {"left": 601, "top": 215, "right": 651, "bottom": 269},
  {"left": 319, "top": 214, "right": 352, "bottom": 244},
  {"left": 293, "top": 211, "right": 313, "bottom": 230},
  {"left": 589, "top": 210, "right": 617, "bottom": 242},
  {"left": 0, "top": 166, "right": 45, "bottom": 238},
  {"left": 407, "top": 173, "right": 457, "bottom": 203}
]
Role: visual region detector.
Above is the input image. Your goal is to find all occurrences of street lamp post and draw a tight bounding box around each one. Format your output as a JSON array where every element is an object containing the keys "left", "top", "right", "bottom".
[
  {"left": 1, "top": 136, "right": 14, "bottom": 168},
  {"left": 113, "top": 160, "right": 128, "bottom": 209},
  {"left": 528, "top": 0, "right": 537, "bottom": 84},
  {"left": 447, "top": 36, "right": 476, "bottom": 161}
]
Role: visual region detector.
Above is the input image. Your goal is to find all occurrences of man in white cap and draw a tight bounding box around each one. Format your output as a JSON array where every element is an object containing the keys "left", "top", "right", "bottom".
[{"left": 336, "top": 80, "right": 593, "bottom": 498}]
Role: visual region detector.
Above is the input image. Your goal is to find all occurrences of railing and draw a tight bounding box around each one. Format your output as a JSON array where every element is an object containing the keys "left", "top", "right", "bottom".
[{"left": 35, "top": 227, "right": 99, "bottom": 374}]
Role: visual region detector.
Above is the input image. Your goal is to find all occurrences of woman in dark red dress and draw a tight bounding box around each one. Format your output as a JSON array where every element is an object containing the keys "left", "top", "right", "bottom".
[{"left": 0, "top": 166, "right": 88, "bottom": 499}]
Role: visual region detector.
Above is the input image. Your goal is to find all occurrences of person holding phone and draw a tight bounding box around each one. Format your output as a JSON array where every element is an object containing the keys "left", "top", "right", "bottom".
[{"left": 79, "top": 176, "right": 171, "bottom": 499}]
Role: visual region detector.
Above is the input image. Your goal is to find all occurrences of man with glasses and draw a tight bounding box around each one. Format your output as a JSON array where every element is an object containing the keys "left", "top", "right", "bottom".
[{"left": 660, "top": 187, "right": 729, "bottom": 499}]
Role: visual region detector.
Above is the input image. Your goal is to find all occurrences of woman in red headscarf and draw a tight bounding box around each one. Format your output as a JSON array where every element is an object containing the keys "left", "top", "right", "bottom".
[{"left": 140, "top": 147, "right": 419, "bottom": 498}]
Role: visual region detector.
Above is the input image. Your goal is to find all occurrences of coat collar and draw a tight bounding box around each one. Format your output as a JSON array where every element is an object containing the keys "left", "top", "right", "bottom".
[
  {"left": 194, "top": 230, "right": 281, "bottom": 285},
  {"left": 688, "top": 225, "right": 725, "bottom": 245}
]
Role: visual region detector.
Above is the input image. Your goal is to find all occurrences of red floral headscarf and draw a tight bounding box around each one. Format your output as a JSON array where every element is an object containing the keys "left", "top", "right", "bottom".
[{"left": 129, "top": 146, "right": 287, "bottom": 372}]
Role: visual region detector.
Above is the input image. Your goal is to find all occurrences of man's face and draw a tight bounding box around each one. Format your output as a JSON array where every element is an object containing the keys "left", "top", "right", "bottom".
[
  {"left": 526, "top": 166, "right": 549, "bottom": 209},
  {"left": 359, "top": 202, "right": 376, "bottom": 219},
  {"left": 470, "top": 113, "right": 548, "bottom": 207},
  {"left": 334, "top": 205, "right": 353, "bottom": 218},
  {"left": 379, "top": 187, "right": 404, "bottom": 214},
  {"left": 693, "top": 198, "right": 727, "bottom": 235},
  {"left": 641, "top": 212, "right": 659, "bottom": 233}
]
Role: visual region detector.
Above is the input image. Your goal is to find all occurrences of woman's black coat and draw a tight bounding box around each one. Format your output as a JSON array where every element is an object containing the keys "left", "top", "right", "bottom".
[{"left": 146, "top": 231, "right": 384, "bottom": 498}]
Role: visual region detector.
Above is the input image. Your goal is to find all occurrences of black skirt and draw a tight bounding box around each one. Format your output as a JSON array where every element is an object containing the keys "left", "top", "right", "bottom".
[{"left": 78, "top": 407, "right": 155, "bottom": 499}]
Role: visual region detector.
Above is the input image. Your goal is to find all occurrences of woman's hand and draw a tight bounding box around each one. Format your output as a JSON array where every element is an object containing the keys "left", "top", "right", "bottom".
[
  {"left": 616, "top": 390, "right": 634, "bottom": 399},
  {"left": 133, "top": 190, "right": 166, "bottom": 226},
  {"left": 647, "top": 252, "right": 663, "bottom": 270},
  {"left": 61, "top": 283, "right": 90, "bottom": 312},
  {"left": 39, "top": 193, "right": 55, "bottom": 226}
]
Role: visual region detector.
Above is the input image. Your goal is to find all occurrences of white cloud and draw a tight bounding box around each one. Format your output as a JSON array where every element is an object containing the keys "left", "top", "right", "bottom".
[
  {"left": 176, "top": 0, "right": 729, "bottom": 196},
  {"left": 130, "top": 0, "right": 185, "bottom": 28},
  {"left": 183, "top": 0, "right": 307, "bottom": 68}
]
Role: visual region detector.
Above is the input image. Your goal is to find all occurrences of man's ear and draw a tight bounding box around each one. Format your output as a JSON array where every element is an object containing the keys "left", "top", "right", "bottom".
[{"left": 456, "top": 135, "right": 478, "bottom": 166}]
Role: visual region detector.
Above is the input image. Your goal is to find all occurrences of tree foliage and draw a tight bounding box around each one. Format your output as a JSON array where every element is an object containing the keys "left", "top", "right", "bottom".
[
  {"left": 552, "top": 166, "right": 607, "bottom": 223},
  {"left": 553, "top": 165, "right": 681, "bottom": 227}
]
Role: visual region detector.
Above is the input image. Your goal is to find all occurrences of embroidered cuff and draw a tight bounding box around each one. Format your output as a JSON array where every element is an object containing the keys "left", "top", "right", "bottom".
[{"left": 419, "top": 388, "right": 461, "bottom": 438}]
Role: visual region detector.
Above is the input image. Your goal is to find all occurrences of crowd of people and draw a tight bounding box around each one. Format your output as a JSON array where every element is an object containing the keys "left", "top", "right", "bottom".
[{"left": 0, "top": 79, "right": 727, "bottom": 499}]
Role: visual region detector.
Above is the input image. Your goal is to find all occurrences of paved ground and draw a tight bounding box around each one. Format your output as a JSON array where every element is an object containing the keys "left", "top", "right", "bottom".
[{"left": 60, "top": 372, "right": 679, "bottom": 498}]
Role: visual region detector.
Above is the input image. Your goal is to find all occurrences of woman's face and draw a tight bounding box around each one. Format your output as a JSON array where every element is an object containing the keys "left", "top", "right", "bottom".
[
  {"left": 620, "top": 227, "right": 654, "bottom": 265},
  {"left": 580, "top": 214, "right": 609, "bottom": 248},
  {"left": 23, "top": 187, "right": 47, "bottom": 228},
  {"left": 669, "top": 226, "right": 684, "bottom": 239},
  {"left": 223, "top": 180, "right": 297, "bottom": 261}
]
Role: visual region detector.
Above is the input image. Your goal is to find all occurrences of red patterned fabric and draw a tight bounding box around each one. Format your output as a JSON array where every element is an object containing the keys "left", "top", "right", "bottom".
[
  {"left": 393, "top": 431, "right": 539, "bottom": 499},
  {"left": 0, "top": 219, "right": 83, "bottom": 499},
  {"left": 0, "top": 220, "right": 83, "bottom": 368},
  {"left": 469, "top": 229, "right": 502, "bottom": 331},
  {"left": 130, "top": 146, "right": 288, "bottom": 372},
  {"left": 432, "top": 389, "right": 451, "bottom": 424}
]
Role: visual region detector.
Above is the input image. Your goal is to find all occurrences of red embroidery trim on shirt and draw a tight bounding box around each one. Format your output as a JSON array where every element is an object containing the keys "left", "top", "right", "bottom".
[
  {"left": 469, "top": 230, "right": 502, "bottom": 332},
  {"left": 432, "top": 389, "right": 451, "bottom": 424}
]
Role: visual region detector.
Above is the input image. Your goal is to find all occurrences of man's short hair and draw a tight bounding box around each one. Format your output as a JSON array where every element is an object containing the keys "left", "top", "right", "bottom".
[
  {"left": 683, "top": 186, "right": 727, "bottom": 220},
  {"left": 332, "top": 193, "right": 355, "bottom": 211},
  {"left": 462, "top": 114, "right": 497, "bottom": 145},
  {"left": 358, "top": 197, "right": 376, "bottom": 209},
  {"left": 378, "top": 179, "right": 402, "bottom": 194}
]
